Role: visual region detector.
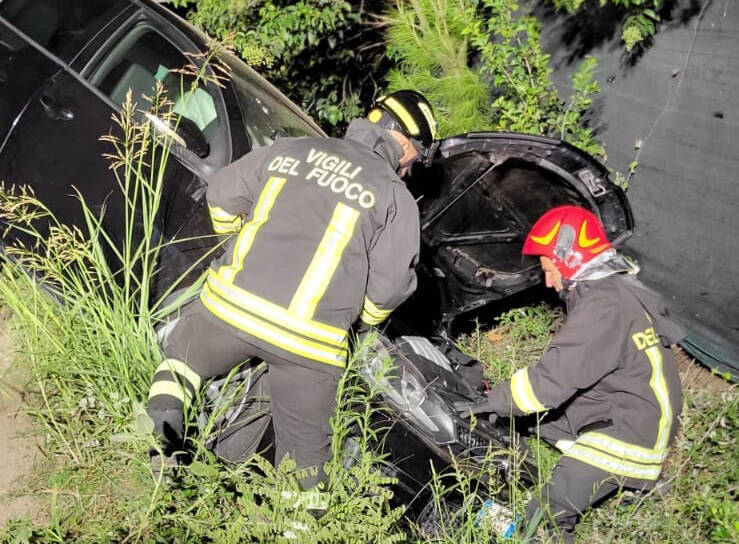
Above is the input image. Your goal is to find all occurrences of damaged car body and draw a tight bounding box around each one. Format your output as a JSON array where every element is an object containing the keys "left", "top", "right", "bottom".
[
  {"left": 199, "top": 330, "right": 540, "bottom": 529},
  {"left": 403, "top": 133, "right": 633, "bottom": 335}
]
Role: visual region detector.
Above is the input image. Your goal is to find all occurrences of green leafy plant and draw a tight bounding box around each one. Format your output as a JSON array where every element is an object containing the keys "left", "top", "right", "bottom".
[
  {"left": 166, "top": 0, "right": 384, "bottom": 131},
  {"left": 466, "top": 0, "right": 605, "bottom": 156},
  {"left": 384, "top": 0, "right": 492, "bottom": 137},
  {"left": 551, "top": 0, "right": 673, "bottom": 51},
  {"left": 456, "top": 304, "right": 564, "bottom": 386}
]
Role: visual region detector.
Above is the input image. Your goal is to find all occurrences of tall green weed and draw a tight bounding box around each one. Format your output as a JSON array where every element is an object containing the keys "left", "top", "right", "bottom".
[{"left": 384, "top": 0, "right": 492, "bottom": 137}]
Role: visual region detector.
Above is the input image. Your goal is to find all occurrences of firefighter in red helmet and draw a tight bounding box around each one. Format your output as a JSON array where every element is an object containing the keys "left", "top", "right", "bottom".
[{"left": 466, "top": 206, "right": 684, "bottom": 543}]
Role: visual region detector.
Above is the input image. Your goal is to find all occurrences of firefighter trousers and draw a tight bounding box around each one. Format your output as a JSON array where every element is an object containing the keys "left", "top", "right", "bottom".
[
  {"left": 524, "top": 417, "right": 624, "bottom": 543},
  {"left": 525, "top": 456, "right": 619, "bottom": 543},
  {"left": 148, "top": 300, "right": 342, "bottom": 490}
]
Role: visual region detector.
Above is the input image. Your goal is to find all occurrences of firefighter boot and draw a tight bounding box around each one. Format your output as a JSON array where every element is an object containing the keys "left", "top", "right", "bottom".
[{"left": 148, "top": 404, "right": 184, "bottom": 454}]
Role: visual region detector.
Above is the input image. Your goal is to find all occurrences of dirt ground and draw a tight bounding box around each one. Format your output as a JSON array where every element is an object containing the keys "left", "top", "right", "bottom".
[
  {"left": 673, "top": 347, "right": 735, "bottom": 393},
  {"left": 0, "top": 311, "right": 47, "bottom": 529}
]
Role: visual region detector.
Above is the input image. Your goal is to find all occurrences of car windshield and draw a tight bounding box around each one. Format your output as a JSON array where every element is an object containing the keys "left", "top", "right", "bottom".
[{"left": 224, "top": 55, "right": 323, "bottom": 148}]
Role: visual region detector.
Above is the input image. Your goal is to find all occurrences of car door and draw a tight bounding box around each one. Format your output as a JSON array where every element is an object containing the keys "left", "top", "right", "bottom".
[
  {"left": 0, "top": 14, "right": 59, "bottom": 145},
  {"left": 401, "top": 133, "right": 634, "bottom": 334},
  {"left": 0, "top": 2, "right": 233, "bottom": 300},
  {"left": 76, "top": 7, "right": 236, "bottom": 298},
  {"left": 0, "top": 0, "right": 129, "bottom": 158}
]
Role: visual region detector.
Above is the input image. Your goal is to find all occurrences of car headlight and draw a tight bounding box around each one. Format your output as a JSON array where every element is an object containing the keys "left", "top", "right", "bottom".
[{"left": 359, "top": 338, "right": 456, "bottom": 445}]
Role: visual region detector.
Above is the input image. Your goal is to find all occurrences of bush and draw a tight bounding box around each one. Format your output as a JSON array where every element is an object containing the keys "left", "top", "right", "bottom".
[
  {"left": 384, "top": 0, "right": 605, "bottom": 157},
  {"left": 167, "top": 0, "right": 388, "bottom": 133},
  {"left": 551, "top": 0, "right": 674, "bottom": 51}
]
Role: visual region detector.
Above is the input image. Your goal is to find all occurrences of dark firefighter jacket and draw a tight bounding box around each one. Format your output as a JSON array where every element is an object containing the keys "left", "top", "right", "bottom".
[
  {"left": 485, "top": 275, "right": 684, "bottom": 486},
  {"left": 200, "top": 119, "right": 420, "bottom": 370}
]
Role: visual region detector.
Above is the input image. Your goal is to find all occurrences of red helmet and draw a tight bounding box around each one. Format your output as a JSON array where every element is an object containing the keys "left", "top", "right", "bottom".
[{"left": 522, "top": 206, "right": 612, "bottom": 279}]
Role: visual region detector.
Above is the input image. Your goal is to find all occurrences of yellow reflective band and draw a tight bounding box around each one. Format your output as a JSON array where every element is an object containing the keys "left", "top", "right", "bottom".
[
  {"left": 289, "top": 203, "right": 360, "bottom": 319},
  {"left": 208, "top": 205, "right": 242, "bottom": 233},
  {"left": 531, "top": 220, "right": 561, "bottom": 246},
  {"left": 201, "top": 283, "right": 347, "bottom": 367},
  {"left": 554, "top": 439, "right": 575, "bottom": 453},
  {"left": 383, "top": 97, "right": 420, "bottom": 136},
  {"left": 155, "top": 359, "right": 202, "bottom": 391},
  {"left": 360, "top": 296, "right": 392, "bottom": 325},
  {"left": 367, "top": 109, "right": 383, "bottom": 123},
  {"left": 510, "top": 367, "right": 547, "bottom": 414},
  {"left": 206, "top": 273, "right": 347, "bottom": 347},
  {"left": 417, "top": 101, "right": 437, "bottom": 138},
  {"left": 565, "top": 443, "right": 662, "bottom": 480},
  {"left": 578, "top": 220, "right": 600, "bottom": 247},
  {"left": 148, "top": 380, "right": 192, "bottom": 405},
  {"left": 213, "top": 223, "right": 238, "bottom": 235},
  {"left": 208, "top": 205, "right": 240, "bottom": 221},
  {"left": 646, "top": 345, "right": 673, "bottom": 455},
  {"left": 577, "top": 432, "right": 667, "bottom": 464},
  {"left": 220, "top": 176, "right": 287, "bottom": 283}
]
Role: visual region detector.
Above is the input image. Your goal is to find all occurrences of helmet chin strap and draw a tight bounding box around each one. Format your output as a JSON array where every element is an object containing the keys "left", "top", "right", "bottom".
[
  {"left": 398, "top": 155, "right": 418, "bottom": 175},
  {"left": 398, "top": 137, "right": 433, "bottom": 176},
  {"left": 558, "top": 277, "right": 576, "bottom": 300}
]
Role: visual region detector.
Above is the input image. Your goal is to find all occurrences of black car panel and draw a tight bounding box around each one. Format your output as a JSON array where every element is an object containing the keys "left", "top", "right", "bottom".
[
  {"left": 0, "top": 0, "right": 129, "bottom": 64},
  {"left": 404, "top": 133, "right": 634, "bottom": 333},
  {"left": 0, "top": 67, "right": 122, "bottom": 230},
  {"left": 0, "top": 20, "right": 61, "bottom": 143}
]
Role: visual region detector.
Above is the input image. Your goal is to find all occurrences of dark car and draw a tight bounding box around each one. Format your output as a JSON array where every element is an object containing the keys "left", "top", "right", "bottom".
[
  {"left": 0, "top": 0, "right": 324, "bottom": 295},
  {"left": 0, "top": 0, "right": 632, "bottom": 329}
]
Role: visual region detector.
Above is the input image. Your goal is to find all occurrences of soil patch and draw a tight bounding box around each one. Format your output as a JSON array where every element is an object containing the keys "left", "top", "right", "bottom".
[
  {"left": 674, "top": 346, "right": 735, "bottom": 393},
  {"left": 0, "top": 310, "right": 47, "bottom": 528}
]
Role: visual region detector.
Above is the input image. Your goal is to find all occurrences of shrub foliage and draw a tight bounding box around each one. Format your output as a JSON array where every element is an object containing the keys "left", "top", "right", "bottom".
[
  {"left": 166, "top": 0, "right": 388, "bottom": 131},
  {"left": 385, "top": 0, "right": 604, "bottom": 156},
  {"left": 552, "top": 0, "right": 675, "bottom": 51}
]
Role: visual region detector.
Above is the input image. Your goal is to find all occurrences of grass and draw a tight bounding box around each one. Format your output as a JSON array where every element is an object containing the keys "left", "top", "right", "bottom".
[{"left": 0, "top": 71, "right": 736, "bottom": 544}]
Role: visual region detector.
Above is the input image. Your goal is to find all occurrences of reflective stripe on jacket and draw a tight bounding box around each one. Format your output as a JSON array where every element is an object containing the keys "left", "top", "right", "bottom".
[
  {"left": 486, "top": 276, "right": 683, "bottom": 486},
  {"left": 201, "top": 120, "right": 420, "bottom": 368}
]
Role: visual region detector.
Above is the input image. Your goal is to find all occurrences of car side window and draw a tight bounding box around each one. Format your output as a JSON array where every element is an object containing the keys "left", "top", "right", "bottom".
[
  {"left": 90, "top": 26, "right": 225, "bottom": 162},
  {"left": 0, "top": 0, "right": 122, "bottom": 62},
  {"left": 226, "top": 58, "right": 323, "bottom": 148}
]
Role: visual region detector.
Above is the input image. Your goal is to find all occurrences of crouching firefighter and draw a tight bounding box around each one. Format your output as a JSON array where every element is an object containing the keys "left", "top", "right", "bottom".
[
  {"left": 146, "top": 91, "right": 437, "bottom": 498},
  {"left": 465, "top": 206, "right": 684, "bottom": 543}
]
